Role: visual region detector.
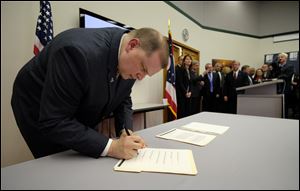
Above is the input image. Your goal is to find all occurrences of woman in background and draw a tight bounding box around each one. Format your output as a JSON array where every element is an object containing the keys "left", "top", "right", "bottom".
[
  {"left": 253, "top": 68, "right": 264, "bottom": 84},
  {"left": 176, "top": 55, "right": 193, "bottom": 118}
]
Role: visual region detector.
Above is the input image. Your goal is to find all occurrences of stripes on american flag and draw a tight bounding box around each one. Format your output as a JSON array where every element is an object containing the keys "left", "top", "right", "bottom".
[
  {"left": 34, "top": 1, "right": 53, "bottom": 55},
  {"left": 165, "top": 25, "right": 177, "bottom": 118}
]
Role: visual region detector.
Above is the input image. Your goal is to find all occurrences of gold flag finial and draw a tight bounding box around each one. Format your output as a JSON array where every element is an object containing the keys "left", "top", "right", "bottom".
[{"left": 168, "top": 19, "right": 171, "bottom": 31}]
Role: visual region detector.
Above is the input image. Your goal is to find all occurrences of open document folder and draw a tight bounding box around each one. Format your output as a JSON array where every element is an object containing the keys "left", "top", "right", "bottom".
[
  {"left": 114, "top": 148, "right": 197, "bottom": 175},
  {"left": 156, "top": 122, "right": 230, "bottom": 146}
]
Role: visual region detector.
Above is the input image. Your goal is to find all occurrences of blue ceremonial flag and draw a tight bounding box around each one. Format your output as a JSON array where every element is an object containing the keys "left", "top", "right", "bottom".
[
  {"left": 164, "top": 19, "right": 177, "bottom": 118},
  {"left": 34, "top": 1, "right": 53, "bottom": 55}
]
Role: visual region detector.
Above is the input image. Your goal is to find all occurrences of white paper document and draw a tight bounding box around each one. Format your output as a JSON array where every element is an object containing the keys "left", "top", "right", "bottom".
[
  {"left": 156, "top": 128, "right": 216, "bottom": 146},
  {"left": 181, "top": 122, "right": 230, "bottom": 135},
  {"left": 114, "top": 148, "right": 197, "bottom": 175},
  {"left": 156, "top": 122, "right": 230, "bottom": 146}
]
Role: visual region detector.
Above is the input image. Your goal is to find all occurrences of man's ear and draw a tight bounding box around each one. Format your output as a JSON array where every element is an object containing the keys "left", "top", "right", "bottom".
[{"left": 126, "top": 38, "right": 140, "bottom": 51}]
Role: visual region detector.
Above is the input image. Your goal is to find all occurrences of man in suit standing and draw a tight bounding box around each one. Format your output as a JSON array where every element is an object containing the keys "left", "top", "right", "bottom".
[
  {"left": 11, "top": 27, "right": 169, "bottom": 160},
  {"left": 241, "top": 65, "right": 254, "bottom": 85},
  {"left": 190, "top": 61, "right": 204, "bottom": 114},
  {"left": 214, "top": 62, "right": 225, "bottom": 113},
  {"left": 261, "top": 63, "right": 272, "bottom": 80},
  {"left": 175, "top": 55, "right": 184, "bottom": 118},
  {"left": 272, "top": 53, "right": 295, "bottom": 118},
  {"left": 202, "top": 63, "right": 221, "bottom": 112},
  {"left": 223, "top": 60, "right": 249, "bottom": 114}
]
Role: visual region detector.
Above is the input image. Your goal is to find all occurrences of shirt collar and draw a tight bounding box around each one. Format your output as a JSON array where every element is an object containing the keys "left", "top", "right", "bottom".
[
  {"left": 118, "top": 34, "right": 126, "bottom": 60},
  {"left": 280, "top": 61, "right": 287, "bottom": 67},
  {"left": 107, "top": 29, "right": 129, "bottom": 81},
  {"left": 116, "top": 34, "right": 126, "bottom": 78}
]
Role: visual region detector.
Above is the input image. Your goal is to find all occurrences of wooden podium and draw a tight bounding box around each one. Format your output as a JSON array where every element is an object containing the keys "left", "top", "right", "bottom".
[{"left": 236, "top": 79, "right": 284, "bottom": 118}]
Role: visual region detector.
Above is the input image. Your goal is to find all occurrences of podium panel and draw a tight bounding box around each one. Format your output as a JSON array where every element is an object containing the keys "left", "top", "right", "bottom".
[
  {"left": 237, "top": 94, "right": 284, "bottom": 118},
  {"left": 236, "top": 79, "right": 284, "bottom": 118}
]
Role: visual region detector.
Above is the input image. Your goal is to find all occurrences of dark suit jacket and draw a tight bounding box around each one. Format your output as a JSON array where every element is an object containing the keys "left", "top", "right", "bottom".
[
  {"left": 223, "top": 70, "right": 249, "bottom": 98},
  {"left": 272, "top": 62, "right": 294, "bottom": 93},
  {"left": 216, "top": 71, "right": 225, "bottom": 89},
  {"left": 262, "top": 71, "right": 272, "bottom": 79},
  {"left": 190, "top": 71, "right": 203, "bottom": 98},
  {"left": 202, "top": 72, "right": 221, "bottom": 97},
  {"left": 176, "top": 68, "right": 192, "bottom": 98},
  {"left": 11, "top": 28, "right": 135, "bottom": 158}
]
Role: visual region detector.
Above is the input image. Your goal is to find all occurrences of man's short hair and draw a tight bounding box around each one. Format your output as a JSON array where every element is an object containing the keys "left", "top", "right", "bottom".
[
  {"left": 205, "top": 63, "right": 212, "bottom": 69},
  {"left": 241, "top": 65, "right": 250, "bottom": 71},
  {"left": 279, "top": 52, "right": 288, "bottom": 58},
  {"left": 232, "top": 60, "right": 240, "bottom": 65},
  {"left": 128, "top": 28, "right": 169, "bottom": 68}
]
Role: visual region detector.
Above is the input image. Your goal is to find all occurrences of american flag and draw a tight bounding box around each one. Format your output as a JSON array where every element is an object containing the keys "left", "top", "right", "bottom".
[
  {"left": 164, "top": 20, "right": 177, "bottom": 119},
  {"left": 33, "top": 1, "right": 53, "bottom": 55}
]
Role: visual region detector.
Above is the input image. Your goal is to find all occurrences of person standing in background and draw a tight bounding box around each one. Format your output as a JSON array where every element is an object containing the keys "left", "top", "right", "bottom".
[
  {"left": 222, "top": 66, "right": 232, "bottom": 77},
  {"left": 253, "top": 68, "right": 264, "bottom": 84},
  {"left": 272, "top": 53, "right": 294, "bottom": 118},
  {"left": 202, "top": 63, "right": 220, "bottom": 112},
  {"left": 241, "top": 65, "right": 253, "bottom": 85},
  {"left": 221, "top": 66, "right": 232, "bottom": 113},
  {"left": 175, "top": 55, "right": 184, "bottom": 119},
  {"left": 190, "top": 61, "right": 204, "bottom": 114},
  {"left": 268, "top": 64, "right": 275, "bottom": 78},
  {"left": 176, "top": 55, "right": 193, "bottom": 118},
  {"left": 249, "top": 67, "right": 256, "bottom": 79},
  {"left": 177, "top": 55, "right": 184, "bottom": 67},
  {"left": 214, "top": 62, "right": 225, "bottom": 113},
  {"left": 291, "top": 73, "right": 299, "bottom": 119},
  {"left": 261, "top": 63, "right": 272, "bottom": 80},
  {"left": 223, "top": 60, "right": 249, "bottom": 114}
]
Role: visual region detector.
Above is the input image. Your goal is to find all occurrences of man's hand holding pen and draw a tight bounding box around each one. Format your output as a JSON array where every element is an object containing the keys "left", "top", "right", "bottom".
[{"left": 107, "top": 128, "right": 146, "bottom": 160}]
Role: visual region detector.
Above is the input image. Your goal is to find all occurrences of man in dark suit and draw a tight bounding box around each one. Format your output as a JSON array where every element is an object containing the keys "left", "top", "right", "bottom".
[
  {"left": 190, "top": 61, "right": 204, "bottom": 114},
  {"left": 261, "top": 63, "right": 272, "bottom": 80},
  {"left": 11, "top": 27, "right": 168, "bottom": 159},
  {"left": 202, "top": 63, "right": 221, "bottom": 112},
  {"left": 223, "top": 60, "right": 249, "bottom": 114},
  {"left": 272, "top": 53, "right": 295, "bottom": 118},
  {"left": 214, "top": 62, "right": 225, "bottom": 113},
  {"left": 175, "top": 55, "right": 184, "bottom": 118},
  {"left": 241, "top": 65, "right": 254, "bottom": 85}
]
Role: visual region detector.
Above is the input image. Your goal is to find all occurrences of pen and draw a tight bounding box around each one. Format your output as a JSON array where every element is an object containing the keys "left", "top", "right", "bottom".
[
  {"left": 123, "top": 124, "right": 131, "bottom": 136},
  {"left": 123, "top": 124, "right": 139, "bottom": 155},
  {"left": 123, "top": 124, "right": 141, "bottom": 155}
]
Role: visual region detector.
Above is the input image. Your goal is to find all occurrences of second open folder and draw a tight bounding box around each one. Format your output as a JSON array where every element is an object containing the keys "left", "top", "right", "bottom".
[{"left": 156, "top": 122, "right": 230, "bottom": 146}]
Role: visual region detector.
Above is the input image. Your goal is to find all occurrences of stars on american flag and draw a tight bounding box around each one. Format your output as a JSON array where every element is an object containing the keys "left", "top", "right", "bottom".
[
  {"left": 34, "top": 1, "right": 53, "bottom": 55},
  {"left": 168, "top": 70, "right": 175, "bottom": 86}
]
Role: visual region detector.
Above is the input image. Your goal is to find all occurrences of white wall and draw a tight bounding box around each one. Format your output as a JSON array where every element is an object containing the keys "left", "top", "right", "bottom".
[
  {"left": 258, "top": 37, "right": 299, "bottom": 59},
  {"left": 1, "top": 1, "right": 298, "bottom": 167}
]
